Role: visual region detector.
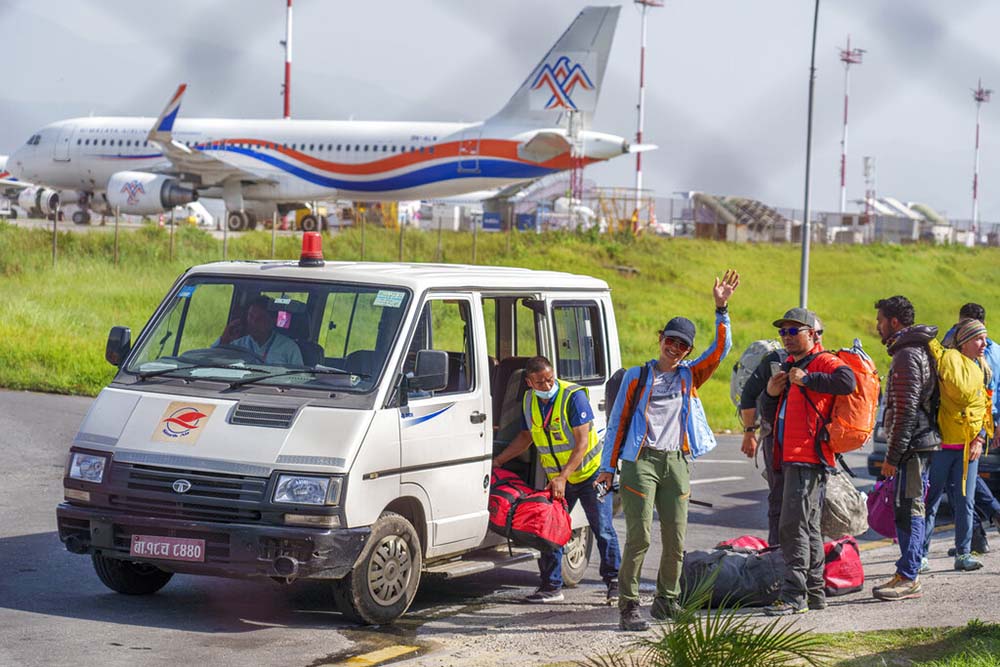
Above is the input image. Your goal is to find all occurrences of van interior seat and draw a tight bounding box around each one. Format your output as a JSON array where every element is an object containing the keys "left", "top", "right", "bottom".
[
  {"left": 495, "top": 368, "right": 529, "bottom": 446},
  {"left": 491, "top": 356, "right": 530, "bottom": 421},
  {"left": 283, "top": 308, "right": 323, "bottom": 367},
  {"left": 345, "top": 349, "right": 377, "bottom": 378}
]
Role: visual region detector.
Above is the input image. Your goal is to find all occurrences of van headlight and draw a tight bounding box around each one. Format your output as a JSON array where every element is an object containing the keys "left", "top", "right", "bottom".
[
  {"left": 273, "top": 474, "right": 343, "bottom": 506},
  {"left": 68, "top": 452, "right": 108, "bottom": 483}
]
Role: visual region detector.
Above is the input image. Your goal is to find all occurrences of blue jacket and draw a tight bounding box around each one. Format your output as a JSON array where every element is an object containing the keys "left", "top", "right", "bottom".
[{"left": 600, "top": 310, "right": 731, "bottom": 471}]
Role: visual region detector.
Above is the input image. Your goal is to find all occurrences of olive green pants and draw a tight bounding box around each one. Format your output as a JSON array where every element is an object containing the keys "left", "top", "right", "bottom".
[{"left": 618, "top": 449, "right": 690, "bottom": 608}]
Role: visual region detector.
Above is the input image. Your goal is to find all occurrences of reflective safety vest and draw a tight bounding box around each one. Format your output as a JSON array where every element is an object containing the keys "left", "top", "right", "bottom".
[{"left": 522, "top": 379, "right": 601, "bottom": 484}]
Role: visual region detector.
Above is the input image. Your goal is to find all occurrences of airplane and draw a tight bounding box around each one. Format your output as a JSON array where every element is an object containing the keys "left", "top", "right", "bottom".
[
  {"left": 0, "top": 155, "right": 60, "bottom": 219},
  {"left": 9, "top": 6, "right": 654, "bottom": 232}
]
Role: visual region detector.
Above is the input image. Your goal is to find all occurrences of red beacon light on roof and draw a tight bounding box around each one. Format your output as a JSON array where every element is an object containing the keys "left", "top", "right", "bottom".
[{"left": 299, "top": 231, "right": 325, "bottom": 267}]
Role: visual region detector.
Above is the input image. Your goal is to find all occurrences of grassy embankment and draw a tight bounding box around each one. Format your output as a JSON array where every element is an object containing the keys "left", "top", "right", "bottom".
[{"left": 4, "top": 222, "right": 1000, "bottom": 428}]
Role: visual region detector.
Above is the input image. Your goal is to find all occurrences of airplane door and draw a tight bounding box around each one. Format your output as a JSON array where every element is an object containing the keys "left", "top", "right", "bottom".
[
  {"left": 457, "top": 126, "right": 482, "bottom": 174},
  {"left": 53, "top": 124, "right": 75, "bottom": 162},
  {"left": 398, "top": 295, "right": 490, "bottom": 548}
]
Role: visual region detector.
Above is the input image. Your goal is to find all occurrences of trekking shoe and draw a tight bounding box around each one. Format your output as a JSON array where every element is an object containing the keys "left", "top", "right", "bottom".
[
  {"left": 524, "top": 587, "right": 564, "bottom": 603},
  {"left": 918, "top": 557, "right": 931, "bottom": 574},
  {"left": 872, "top": 573, "right": 904, "bottom": 595},
  {"left": 650, "top": 596, "right": 683, "bottom": 621},
  {"left": 619, "top": 600, "right": 649, "bottom": 632},
  {"left": 807, "top": 595, "right": 827, "bottom": 611},
  {"left": 873, "top": 575, "right": 921, "bottom": 601},
  {"left": 605, "top": 579, "right": 619, "bottom": 605},
  {"left": 954, "top": 553, "right": 984, "bottom": 571},
  {"left": 763, "top": 600, "right": 807, "bottom": 617}
]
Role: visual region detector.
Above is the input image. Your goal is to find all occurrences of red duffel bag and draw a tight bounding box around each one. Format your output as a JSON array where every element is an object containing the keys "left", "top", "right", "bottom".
[
  {"left": 824, "top": 535, "right": 864, "bottom": 596},
  {"left": 716, "top": 535, "right": 769, "bottom": 551},
  {"left": 488, "top": 468, "right": 572, "bottom": 551}
]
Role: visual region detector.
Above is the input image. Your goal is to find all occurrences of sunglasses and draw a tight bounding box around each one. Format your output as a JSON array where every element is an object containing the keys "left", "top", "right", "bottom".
[
  {"left": 778, "top": 326, "right": 810, "bottom": 337},
  {"left": 663, "top": 336, "right": 691, "bottom": 351}
]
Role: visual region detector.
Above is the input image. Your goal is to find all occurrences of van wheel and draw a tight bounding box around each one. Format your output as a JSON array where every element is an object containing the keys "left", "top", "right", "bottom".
[
  {"left": 332, "top": 512, "right": 422, "bottom": 624},
  {"left": 91, "top": 553, "right": 173, "bottom": 595},
  {"left": 560, "top": 526, "right": 593, "bottom": 588}
]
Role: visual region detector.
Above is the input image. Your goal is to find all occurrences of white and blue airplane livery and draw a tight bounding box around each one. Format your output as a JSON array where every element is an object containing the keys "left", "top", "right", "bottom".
[{"left": 10, "top": 6, "right": 653, "bottom": 230}]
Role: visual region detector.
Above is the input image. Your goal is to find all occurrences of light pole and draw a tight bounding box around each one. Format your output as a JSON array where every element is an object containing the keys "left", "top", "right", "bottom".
[
  {"left": 281, "top": 0, "right": 293, "bottom": 119},
  {"left": 838, "top": 36, "right": 865, "bottom": 215},
  {"left": 799, "top": 0, "right": 820, "bottom": 308},
  {"left": 971, "top": 79, "right": 992, "bottom": 246},
  {"left": 633, "top": 0, "right": 662, "bottom": 232}
]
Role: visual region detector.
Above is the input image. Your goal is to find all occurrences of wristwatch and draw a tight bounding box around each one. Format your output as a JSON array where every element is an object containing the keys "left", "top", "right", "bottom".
[{"left": 743, "top": 424, "right": 758, "bottom": 433}]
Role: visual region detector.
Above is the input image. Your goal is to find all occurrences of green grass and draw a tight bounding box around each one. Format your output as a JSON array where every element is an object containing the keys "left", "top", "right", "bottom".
[
  {"left": 5, "top": 222, "right": 1000, "bottom": 428},
  {"left": 819, "top": 619, "right": 1000, "bottom": 666}
]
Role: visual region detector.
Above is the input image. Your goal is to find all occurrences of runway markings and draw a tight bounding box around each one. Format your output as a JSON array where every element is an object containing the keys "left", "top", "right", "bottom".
[
  {"left": 690, "top": 476, "right": 744, "bottom": 485},
  {"left": 339, "top": 645, "right": 420, "bottom": 666}
]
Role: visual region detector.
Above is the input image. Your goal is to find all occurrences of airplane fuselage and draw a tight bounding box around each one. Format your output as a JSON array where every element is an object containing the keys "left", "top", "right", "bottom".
[{"left": 12, "top": 116, "right": 619, "bottom": 202}]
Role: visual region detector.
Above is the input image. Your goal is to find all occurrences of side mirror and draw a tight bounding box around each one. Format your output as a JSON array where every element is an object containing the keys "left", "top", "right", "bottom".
[
  {"left": 412, "top": 350, "right": 448, "bottom": 392},
  {"left": 105, "top": 326, "right": 131, "bottom": 367}
]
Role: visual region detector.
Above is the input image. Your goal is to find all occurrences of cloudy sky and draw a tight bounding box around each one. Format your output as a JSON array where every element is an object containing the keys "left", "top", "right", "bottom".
[{"left": 3, "top": 1, "right": 999, "bottom": 221}]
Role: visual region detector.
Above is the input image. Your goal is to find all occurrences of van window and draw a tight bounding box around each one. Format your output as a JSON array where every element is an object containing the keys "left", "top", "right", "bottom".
[
  {"left": 551, "top": 301, "right": 606, "bottom": 384},
  {"left": 403, "top": 298, "right": 476, "bottom": 397}
]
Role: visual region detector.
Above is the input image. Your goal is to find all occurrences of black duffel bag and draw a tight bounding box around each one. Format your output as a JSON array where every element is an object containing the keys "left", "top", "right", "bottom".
[{"left": 680, "top": 546, "right": 785, "bottom": 608}]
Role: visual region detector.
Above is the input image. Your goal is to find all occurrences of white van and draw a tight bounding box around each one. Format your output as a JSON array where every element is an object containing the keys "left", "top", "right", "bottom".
[{"left": 57, "top": 236, "right": 621, "bottom": 624}]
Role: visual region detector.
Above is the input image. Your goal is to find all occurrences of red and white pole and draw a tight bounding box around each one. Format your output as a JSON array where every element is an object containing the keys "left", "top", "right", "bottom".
[
  {"left": 283, "top": 0, "right": 293, "bottom": 119},
  {"left": 972, "top": 79, "right": 992, "bottom": 245},
  {"left": 633, "top": 0, "right": 661, "bottom": 232},
  {"left": 838, "top": 36, "right": 864, "bottom": 215}
]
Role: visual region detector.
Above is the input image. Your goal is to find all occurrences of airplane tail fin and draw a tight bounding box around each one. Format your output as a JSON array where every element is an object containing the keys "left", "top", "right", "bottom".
[
  {"left": 148, "top": 84, "right": 187, "bottom": 143},
  {"left": 488, "top": 6, "right": 620, "bottom": 127}
]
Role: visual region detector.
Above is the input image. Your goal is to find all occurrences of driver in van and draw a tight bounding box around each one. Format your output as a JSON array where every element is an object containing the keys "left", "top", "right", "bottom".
[{"left": 216, "top": 295, "right": 303, "bottom": 366}]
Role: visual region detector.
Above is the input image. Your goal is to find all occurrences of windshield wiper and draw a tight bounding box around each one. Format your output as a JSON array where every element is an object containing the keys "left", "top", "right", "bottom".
[
  {"left": 136, "top": 362, "right": 269, "bottom": 381},
  {"left": 227, "top": 367, "right": 368, "bottom": 389}
]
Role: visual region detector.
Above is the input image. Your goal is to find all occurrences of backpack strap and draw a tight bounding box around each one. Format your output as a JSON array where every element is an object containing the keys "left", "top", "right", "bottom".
[{"left": 622, "top": 364, "right": 650, "bottom": 434}]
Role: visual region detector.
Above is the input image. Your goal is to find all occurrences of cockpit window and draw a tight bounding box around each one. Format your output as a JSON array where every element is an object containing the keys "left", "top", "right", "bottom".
[
  {"left": 26, "top": 135, "right": 41, "bottom": 146},
  {"left": 125, "top": 276, "right": 411, "bottom": 394}
]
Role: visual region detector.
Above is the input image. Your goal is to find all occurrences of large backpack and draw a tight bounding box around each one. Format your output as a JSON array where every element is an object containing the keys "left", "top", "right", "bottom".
[
  {"left": 802, "top": 338, "right": 881, "bottom": 456},
  {"left": 488, "top": 468, "right": 572, "bottom": 551},
  {"left": 730, "top": 340, "right": 783, "bottom": 408}
]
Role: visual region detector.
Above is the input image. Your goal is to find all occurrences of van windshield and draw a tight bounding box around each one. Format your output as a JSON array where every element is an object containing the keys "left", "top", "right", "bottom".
[{"left": 125, "top": 276, "right": 410, "bottom": 393}]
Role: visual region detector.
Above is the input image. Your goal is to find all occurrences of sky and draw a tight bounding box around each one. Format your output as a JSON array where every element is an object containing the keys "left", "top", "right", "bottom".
[{"left": 3, "top": 0, "right": 1000, "bottom": 222}]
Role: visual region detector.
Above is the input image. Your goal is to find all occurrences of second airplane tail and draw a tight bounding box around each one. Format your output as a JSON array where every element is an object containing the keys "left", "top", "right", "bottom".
[{"left": 488, "top": 5, "right": 620, "bottom": 128}]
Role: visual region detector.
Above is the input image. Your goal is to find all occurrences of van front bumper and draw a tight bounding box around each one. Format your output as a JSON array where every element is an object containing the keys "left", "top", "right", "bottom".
[{"left": 56, "top": 503, "right": 370, "bottom": 580}]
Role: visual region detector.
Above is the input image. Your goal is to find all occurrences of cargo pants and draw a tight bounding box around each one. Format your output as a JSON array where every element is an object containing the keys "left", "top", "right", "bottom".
[{"left": 618, "top": 449, "right": 689, "bottom": 608}]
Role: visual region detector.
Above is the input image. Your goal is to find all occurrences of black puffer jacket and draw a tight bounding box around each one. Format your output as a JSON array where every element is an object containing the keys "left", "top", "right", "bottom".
[{"left": 884, "top": 325, "right": 941, "bottom": 467}]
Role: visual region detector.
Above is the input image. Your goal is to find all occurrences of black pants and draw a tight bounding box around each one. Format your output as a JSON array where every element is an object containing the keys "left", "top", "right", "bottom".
[{"left": 777, "top": 465, "right": 827, "bottom": 607}]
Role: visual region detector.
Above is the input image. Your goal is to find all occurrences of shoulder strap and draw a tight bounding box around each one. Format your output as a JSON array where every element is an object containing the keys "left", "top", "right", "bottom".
[{"left": 623, "top": 364, "right": 650, "bottom": 430}]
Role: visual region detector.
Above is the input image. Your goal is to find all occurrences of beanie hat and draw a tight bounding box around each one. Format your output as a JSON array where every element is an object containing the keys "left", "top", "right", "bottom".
[{"left": 953, "top": 318, "right": 988, "bottom": 348}]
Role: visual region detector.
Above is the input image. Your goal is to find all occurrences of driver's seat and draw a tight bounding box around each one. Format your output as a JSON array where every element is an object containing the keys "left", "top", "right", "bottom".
[{"left": 284, "top": 308, "right": 324, "bottom": 367}]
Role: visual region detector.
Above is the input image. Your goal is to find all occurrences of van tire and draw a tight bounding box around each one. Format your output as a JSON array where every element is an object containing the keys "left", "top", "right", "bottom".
[
  {"left": 560, "top": 526, "right": 593, "bottom": 588},
  {"left": 332, "top": 512, "right": 422, "bottom": 624},
  {"left": 91, "top": 553, "right": 173, "bottom": 595}
]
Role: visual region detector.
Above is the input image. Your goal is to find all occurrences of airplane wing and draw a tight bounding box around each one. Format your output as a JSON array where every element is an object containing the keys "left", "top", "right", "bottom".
[
  {"left": 0, "top": 178, "right": 31, "bottom": 192},
  {"left": 517, "top": 130, "right": 572, "bottom": 164},
  {"left": 146, "top": 85, "right": 277, "bottom": 187}
]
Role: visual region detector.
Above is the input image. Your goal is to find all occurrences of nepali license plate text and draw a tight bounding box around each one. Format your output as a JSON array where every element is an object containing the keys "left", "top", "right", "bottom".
[{"left": 130, "top": 534, "right": 205, "bottom": 562}]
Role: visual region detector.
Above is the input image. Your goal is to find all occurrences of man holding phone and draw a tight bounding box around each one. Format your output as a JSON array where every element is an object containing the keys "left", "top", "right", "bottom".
[{"left": 217, "top": 295, "right": 303, "bottom": 366}]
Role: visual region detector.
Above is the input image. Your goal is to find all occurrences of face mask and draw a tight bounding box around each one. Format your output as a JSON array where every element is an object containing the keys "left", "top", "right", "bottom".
[{"left": 534, "top": 385, "right": 558, "bottom": 400}]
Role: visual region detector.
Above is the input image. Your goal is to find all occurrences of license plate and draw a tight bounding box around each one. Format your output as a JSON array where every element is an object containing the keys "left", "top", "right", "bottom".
[{"left": 130, "top": 534, "right": 205, "bottom": 562}]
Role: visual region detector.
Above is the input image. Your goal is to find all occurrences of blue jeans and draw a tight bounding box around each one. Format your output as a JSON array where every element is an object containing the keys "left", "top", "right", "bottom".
[
  {"left": 923, "top": 449, "right": 980, "bottom": 557},
  {"left": 539, "top": 471, "right": 621, "bottom": 590},
  {"left": 894, "top": 453, "right": 929, "bottom": 580}
]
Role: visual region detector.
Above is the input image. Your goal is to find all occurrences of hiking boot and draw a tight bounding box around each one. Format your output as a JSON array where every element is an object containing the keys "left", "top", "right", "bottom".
[
  {"left": 763, "top": 600, "right": 807, "bottom": 617},
  {"left": 650, "top": 596, "right": 683, "bottom": 621},
  {"left": 605, "top": 579, "right": 619, "bottom": 605},
  {"left": 954, "top": 553, "right": 984, "bottom": 571},
  {"left": 918, "top": 557, "right": 930, "bottom": 574},
  {"left": 873, "top": 575, "right": 921, "bottom": 601},
  {"left": 872, "top": 573, "right": 904, "bottom": 595},
  {"left": 524, "top": 587, "right": 564, "bottom": 603},
  {"left": 619, "top": 600, "right": 649, "bottom": 632},
  {"left": 807, "top": 595, "right": 827, "bottom": 611}
]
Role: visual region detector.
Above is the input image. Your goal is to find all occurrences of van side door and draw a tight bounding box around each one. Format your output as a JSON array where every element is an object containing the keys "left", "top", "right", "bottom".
[
  {"left": 549, "top": 299, "right": 611, "bottom": 442},
  {"left": 397, "top": 293, "right": 490, "bottom": 551}
]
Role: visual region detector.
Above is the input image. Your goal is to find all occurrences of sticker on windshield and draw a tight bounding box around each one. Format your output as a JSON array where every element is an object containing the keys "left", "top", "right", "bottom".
[
  {"left": 276, "top": 310, "right": 291, "bottom": 329},
  {"left": 373, "top": 290, "right": 405, "bottom": 308},
  {"left": 273, "top": 297, "right": 291, "bottom": 305},
  {"left": 177, "top": 286, "right": 196, "bottom": 298}
]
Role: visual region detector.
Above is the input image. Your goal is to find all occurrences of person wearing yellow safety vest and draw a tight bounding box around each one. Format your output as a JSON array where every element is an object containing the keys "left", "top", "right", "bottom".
[{"left": 492, "top": 355, "right": 622, "bottom": 604}]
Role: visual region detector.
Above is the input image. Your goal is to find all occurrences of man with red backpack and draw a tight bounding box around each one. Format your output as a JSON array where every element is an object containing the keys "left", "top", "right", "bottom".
[
  {"left": 761, "top": 308, "right": 856, "bottom": 616},
  {"left": 871, "top": 295, "right": 940, "bottom": 601}
]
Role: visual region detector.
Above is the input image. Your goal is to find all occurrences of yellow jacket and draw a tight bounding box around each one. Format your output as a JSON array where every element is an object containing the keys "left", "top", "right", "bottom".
[{"left": 929, "top": 339, "right": 994, "bottom": 492}]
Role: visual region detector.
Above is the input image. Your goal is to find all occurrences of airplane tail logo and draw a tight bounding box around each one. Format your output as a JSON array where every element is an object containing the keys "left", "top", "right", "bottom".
[
  {"left": 530, "top": 55, "right": 595, "bottom": 110},
  {"left": 121, "top": 180, "right": 145, "bottom": 205}
]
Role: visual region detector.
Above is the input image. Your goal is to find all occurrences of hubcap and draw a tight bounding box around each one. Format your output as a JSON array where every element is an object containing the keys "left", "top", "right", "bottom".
[
  {"left": 367, "top": 535, "right": 412, "bottom": 606},
  {"left": 564, "top": 527, "right": 589, "bottom": 570}
]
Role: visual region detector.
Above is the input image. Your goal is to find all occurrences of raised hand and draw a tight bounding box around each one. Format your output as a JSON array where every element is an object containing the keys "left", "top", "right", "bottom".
[{"left": 713, "top": 269, "right": 740, "bottom": 308}]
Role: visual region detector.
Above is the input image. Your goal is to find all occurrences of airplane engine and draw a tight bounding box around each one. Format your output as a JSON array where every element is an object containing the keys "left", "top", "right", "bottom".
[
  {"left": 17, "top": 186, "right": 60, "bottom": 216},
  {"left": 106, "top": 171, "right": 197, "bottom": 215}
]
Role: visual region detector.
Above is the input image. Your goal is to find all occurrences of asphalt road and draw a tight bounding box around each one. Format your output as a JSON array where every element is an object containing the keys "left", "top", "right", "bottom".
[{"left": 1, "top": 389, "right": 998, "bottom": 667}]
